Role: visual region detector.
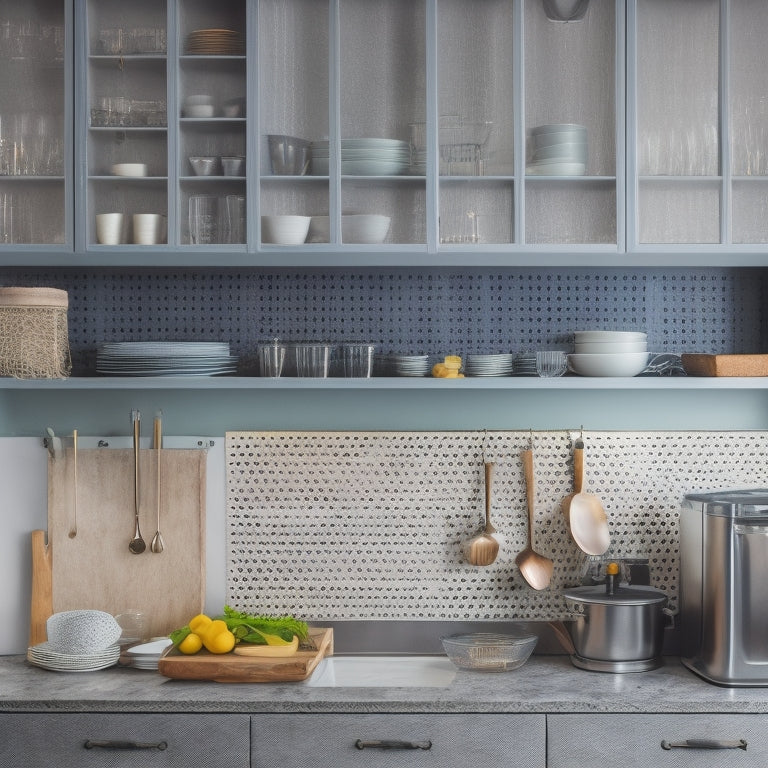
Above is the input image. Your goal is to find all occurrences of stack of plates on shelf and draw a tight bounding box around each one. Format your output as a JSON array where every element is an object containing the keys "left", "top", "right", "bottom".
[
  {"left": 26, "top": 642, "right": 121, "bottom": 672},
  {"left": 513, "top": 352, "right": 538, "bottom": 375},
  {"left": 527, "top": 123, "right": 587, "bottom": 176},
  {"left": 96, "top": 341, "right": 237, "bottom": 377},
  {"left": 377, "top": 353, "right": 431, "bottom": 377},
  {"left": 310, "top": 138, "right": 410, "bottom": 176},
  {"left": 185, "top": 28, "right": 245, "bottom": 55},
  {"left": 464, "top": 353, "right": 515, "bottom": 377},
  {"left": 125, "top": 638, "right": 173, "bottom": 671}
]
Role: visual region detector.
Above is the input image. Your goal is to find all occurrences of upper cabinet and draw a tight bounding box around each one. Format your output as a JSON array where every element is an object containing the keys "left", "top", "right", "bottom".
[
  {"left": 629, "top": 0, "right": 768, "bottom": 256},
  {"left": 0, "top": 0, "right": 69, "bottom": 250},
  {"left": 3, "top": 0, "right": 768, "bottom": 265}
]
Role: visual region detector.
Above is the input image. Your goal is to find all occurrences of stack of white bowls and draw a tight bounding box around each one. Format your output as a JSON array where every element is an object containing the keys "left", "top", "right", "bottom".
[
  {"left": 527, "top": 123, "right": 587, "bottom": 176},
  {"left": 568, "top": 331, "right": 649, "bottom": 377}
]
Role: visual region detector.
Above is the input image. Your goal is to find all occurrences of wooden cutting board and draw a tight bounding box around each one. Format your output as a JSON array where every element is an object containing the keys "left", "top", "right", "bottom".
[
  {"left": 31, "top": 446, "right": 206, "bottom": 645},
  {"left": 158, "top": 627, "right": 334, "bottom": 682}
]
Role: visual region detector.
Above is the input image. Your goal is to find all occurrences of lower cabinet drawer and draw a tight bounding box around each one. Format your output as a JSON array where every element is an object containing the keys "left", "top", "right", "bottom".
[
  {"left": 252, "top": 713, "right": 545, "bottom": 768},
  {"left": 548, "top": 714, "right": 766, "bottom": 768},
  {"left": 0, "top": 713, "right": 250, "bottom": 768}
]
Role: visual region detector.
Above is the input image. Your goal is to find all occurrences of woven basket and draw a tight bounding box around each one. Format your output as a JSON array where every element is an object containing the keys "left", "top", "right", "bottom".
[{"left": 0, "top": 287, "right": 71, "bottom": 379}]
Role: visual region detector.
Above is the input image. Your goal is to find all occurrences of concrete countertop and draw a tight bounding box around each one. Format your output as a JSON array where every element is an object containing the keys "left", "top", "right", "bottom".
[{"left": 2, "top": 654, "right": 768, "bottom": 715}]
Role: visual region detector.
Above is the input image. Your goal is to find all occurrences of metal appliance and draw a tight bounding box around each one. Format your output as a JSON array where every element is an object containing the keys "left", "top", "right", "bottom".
[{"left": 680, "top": 489, "right": 768, "bottom": 686}]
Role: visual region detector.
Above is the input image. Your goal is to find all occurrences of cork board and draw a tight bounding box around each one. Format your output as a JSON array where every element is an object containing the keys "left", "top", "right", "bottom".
[{"left": 48, "top": 447, "right": 206, "bottom": 639}]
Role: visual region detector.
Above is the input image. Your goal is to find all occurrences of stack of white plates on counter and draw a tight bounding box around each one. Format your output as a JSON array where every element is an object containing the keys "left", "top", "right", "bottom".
[
  {"left": 26, "top": 642, "right": 121, "bottom": 672},
  {"left": 377, "top": 353, "right": 431, "bottom": 377},
  {"left": 96, "top": 341, "right": 237, "bottom": 377},
  {"left": 125, "top": 638, "right": 173, "bottom": 670},
  {"left": 464, "top": 353, "right": 515, "bottom": 377},
  {"left": 513, "top": 352, "right": 538, "bottom": 375},
  {"left": 568, "top": 330, "right": 649, "bottom": 377},
  {"left": 527, "top": 123, "right": 587, "bottom": 176},
  {"left": 310, "top": 138, "right": 410, "bottom": 176}
]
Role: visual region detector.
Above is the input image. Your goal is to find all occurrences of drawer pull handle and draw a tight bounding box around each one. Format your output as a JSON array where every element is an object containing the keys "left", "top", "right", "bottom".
[
  {"left": 661, "top": 739, "right": 747, "bottom": 751},
  {"left": 355, "top": 739, "right": 432, "bottom": 751},
  {"left": 84, "top": 739, "right": 168, "bottom": 751}
]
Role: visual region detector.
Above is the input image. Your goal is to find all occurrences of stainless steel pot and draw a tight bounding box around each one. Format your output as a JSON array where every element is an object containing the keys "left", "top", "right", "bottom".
[{"left": 562, "top": 583, "right": 671, "bottom": 673}]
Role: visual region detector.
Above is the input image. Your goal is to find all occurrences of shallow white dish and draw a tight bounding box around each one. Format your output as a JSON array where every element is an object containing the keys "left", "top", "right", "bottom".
[
  {"left": 568, "top": 352, "right": 650, "bottom": 377},
  {"left": 111, "top": 163, "right": 148, "bottom": 177},
  {"left": 261, "top": 214, "right": 311, "bottom": 244},
  {"left": 574, "top": 330, "right": 647, "bottom": 342},
  {"left": 527, "top": 162, "right": 586, "bottom": 176},
  {"left": 574, "top": 341, "right": 648, "bottom": 354}
]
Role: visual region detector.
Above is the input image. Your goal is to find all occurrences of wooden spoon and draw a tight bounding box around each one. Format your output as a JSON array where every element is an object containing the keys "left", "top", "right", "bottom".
[
  {"left": 567, "top": 442, "right": 611, "bottom": 556},
  {"left": 560, "top": 437, "right": 584, "bottom": 525},
  {"left": 515, "top": 449, "right": 553, "bottom": 590},
  {"left": 465, "top": 462, "right": 499, "bottom": 566}
]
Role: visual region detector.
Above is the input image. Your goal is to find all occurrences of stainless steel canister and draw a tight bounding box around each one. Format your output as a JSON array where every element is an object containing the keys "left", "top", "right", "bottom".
[{"left": 563, "top": 584, "right": 669, "bottom": 673}]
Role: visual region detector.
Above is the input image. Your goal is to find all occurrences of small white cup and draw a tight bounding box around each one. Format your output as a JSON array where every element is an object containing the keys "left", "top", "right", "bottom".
[
  {"left": 132, "top": 213, "right": 166, "bottom": 245},
  {"left": 95, "top": 212, "right": 123, "bottom": 245}
]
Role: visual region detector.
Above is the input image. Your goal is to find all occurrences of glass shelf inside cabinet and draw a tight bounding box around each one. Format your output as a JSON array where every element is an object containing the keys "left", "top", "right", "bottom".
[{"left": 0, "top": 0, "right": 67, "bottom": 245}]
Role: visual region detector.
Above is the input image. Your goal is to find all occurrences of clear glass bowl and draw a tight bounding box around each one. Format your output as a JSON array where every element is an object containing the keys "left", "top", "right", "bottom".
[{"left": 441, "top": 631, "right": 538, "bottom": 672}]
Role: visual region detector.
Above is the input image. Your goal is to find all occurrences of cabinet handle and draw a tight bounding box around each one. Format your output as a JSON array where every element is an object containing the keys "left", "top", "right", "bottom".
[
  {"left": 355, "top": 739, "right": 432, "bottom": 751},
  {"left": 661, "top": 739, "right": 747, "bottom": 751},
  {"left": 83, "top": 739, "right": 168, "bottom": 751}
]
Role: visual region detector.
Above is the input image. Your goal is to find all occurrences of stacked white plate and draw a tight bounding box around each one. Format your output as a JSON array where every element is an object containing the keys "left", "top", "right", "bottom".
[
  {"left": 378, "top": 353, "right": 431, "bottom": 377},
  {"left": 96, "top": 341, "right": 237, "bottom": 377},
  {"left": 126, "top": 638, "right": 173, "bottom": 670},
  {"left": 527, "top": 123, "right": 587, "bottom": 176},
  {"left": 569, "top": 331, "right": 649, "bottom": 377},
  {"left": 310, "top": 138, "right": 410, "bottom": 176},
  {"left": 27, "top": 642, "right": 121, "bottom": 672},
  {"left": 464, "top": 353, "right": 515, "bottom": 377},
  {"left": 513, "top": 352, "right": 538, "bottom": 376}
]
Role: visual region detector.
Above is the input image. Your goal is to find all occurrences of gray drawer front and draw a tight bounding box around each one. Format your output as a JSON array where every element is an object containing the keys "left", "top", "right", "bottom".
[
  {"left": 549, "top": 714, "right": 765, "bottom": 768},
  {"left": 252, "top": 713, "right": 545, "bottom": 768},
  {"left": 0, "top": 713, "right": 250, "bottom": 768}
]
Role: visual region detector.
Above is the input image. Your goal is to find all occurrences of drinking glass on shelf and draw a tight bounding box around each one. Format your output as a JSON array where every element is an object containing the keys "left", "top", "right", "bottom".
[
  {"left": 536, "top": 350, "right": 567, "bottom": 378},
  {"left": 189, "top": 195, "right": 218, "bottom": 245},
  {"left": 0, "top": 193, "right": 15, "bottom": 243},
  {"left": 223, "top": 194, "right": 246, "bottom": 244}
]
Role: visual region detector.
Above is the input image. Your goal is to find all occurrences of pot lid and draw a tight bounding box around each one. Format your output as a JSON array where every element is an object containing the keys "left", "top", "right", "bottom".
[{"left": 564, "top": 584, "right": 667, "bottom": 606}]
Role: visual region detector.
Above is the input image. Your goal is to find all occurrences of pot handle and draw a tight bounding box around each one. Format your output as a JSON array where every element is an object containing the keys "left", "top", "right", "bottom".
[
  {"left": 547, "top": 620, "right": 576, "bottom": 655},
  {"left": 663, "top": 606, "right": 677, "bottom": 630}
]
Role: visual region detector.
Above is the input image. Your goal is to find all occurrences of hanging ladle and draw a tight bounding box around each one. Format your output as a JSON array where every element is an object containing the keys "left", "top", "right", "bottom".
[
  {"left": 565, "top": 438, "right": 610, "bottom": 556},
  {"left": 128, "top": 409, "right": 146, "bottom": 554},
  {"left": 465, "top": 461, "right": 499, "bottom": 566},
  {"left": 150, "top": 413, "right": 165, "bottom": 554},
  {"left": 515, "top": 448, "right": 553, "bottom": 590}
]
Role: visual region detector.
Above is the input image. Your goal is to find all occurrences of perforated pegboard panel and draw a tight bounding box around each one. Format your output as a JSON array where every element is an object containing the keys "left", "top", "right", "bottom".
[
  {"left": 0, "top": 267, "right": 764, "bottom": 372},
  {"left": 226, "top": 430, "right": 768, "bottom": 622}
]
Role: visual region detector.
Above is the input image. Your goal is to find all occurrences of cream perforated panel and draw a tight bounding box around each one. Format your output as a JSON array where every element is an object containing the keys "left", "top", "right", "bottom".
[{"left": 226, "top": 430, "right": 768, "bottom": 621}]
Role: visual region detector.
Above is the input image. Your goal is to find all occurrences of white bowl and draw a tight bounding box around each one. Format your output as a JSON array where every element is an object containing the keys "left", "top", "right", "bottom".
[
  {"left": 261, "top": 215, "right": 311, "bottom": 245},
  {"left": 343, "top": 214, "right": 390, "bottom": 244},
  {"left": 111, "top": 163, "right": 148, "bottom": 177},
  {"left": 574, "top": 341, "right": 648, "bottom": 354},
  {"left": 184, "top": 94, "right": 212, "bottom": 106},
  {"left": 568, "top": 352, "right": 650, "bottom": 377},
  {"left": 184, "top": 104, "right": 215, "bottom": 118},
  {"left": 574, "top": 330, "right": 647, "bottom": 343},
  {"left": 189, "top": 156, "right": 218, "bottom": 176}
]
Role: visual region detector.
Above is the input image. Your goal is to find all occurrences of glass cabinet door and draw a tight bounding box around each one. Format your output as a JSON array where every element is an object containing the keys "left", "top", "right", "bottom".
[
  {"left": 729, "top": 0, "right": 768, "bottom": 245},
  {"left": 85, "top": 0, "right": 168, "bottom": 248},
  {"left": 437, "top": 0, "right": 514, "bottom": 247},
  {"left": 337, "top": 0, "right": 425, "bottom": 247},
  {"left": 524, "top": 0, "right": 618, "bottom": 246},
  {"left": 0, "top": 0, "right": 67, "bottom": 246},
  {"left": 259, "top": 0, "right": 328, "bottom": 248},
  {"left": 634, "top": 0, "right": 720, "bottom": 246},
  {"left": 178, "top": 0, "right": 246, "bottom": 248}
]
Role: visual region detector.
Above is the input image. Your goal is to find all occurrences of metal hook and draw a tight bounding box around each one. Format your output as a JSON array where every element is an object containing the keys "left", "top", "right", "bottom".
[{"left": 44, "top": 427, "right": 62, "bottom": 460}]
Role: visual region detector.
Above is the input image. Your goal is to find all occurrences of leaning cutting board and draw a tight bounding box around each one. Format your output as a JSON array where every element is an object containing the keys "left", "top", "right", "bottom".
[
  {"left": 158, "top": 627, "right": 334, "bottom": 682},
  {"left": 32, "top": 446, "right": 206, "bottom": 644}
]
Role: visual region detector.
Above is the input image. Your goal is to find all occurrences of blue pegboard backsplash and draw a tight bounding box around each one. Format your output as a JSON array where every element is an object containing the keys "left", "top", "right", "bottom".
[{"left": 0, "top": 266, "right": 764, "bottom": 373}]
